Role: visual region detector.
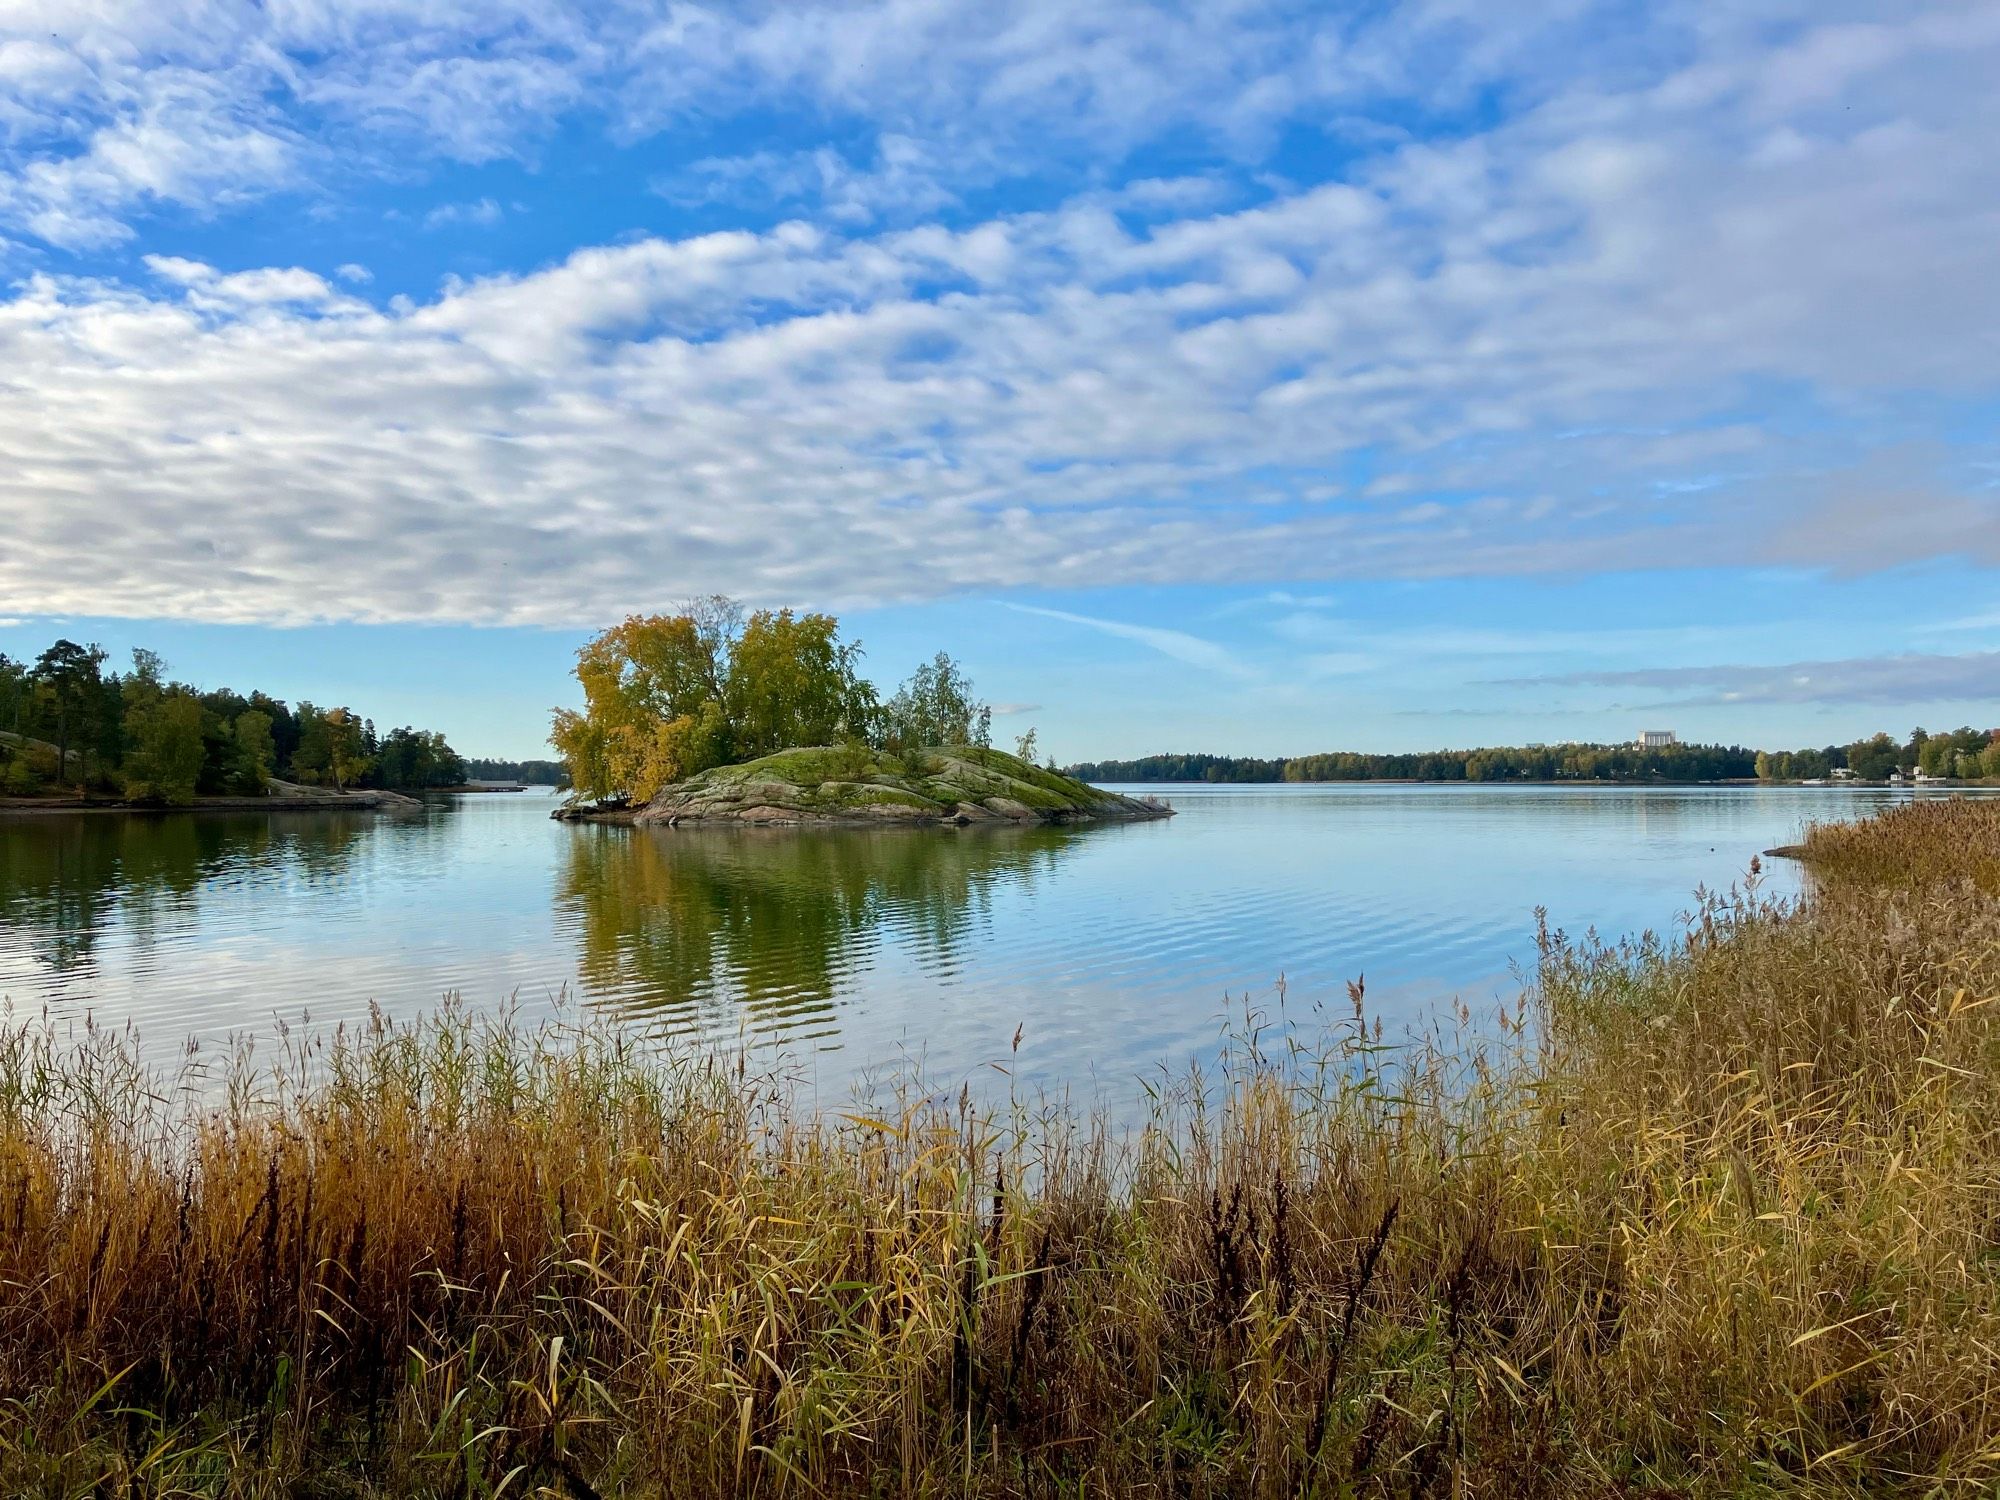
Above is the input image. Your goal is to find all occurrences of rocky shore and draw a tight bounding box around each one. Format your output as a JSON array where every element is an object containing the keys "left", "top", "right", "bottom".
[
  {"left": 0, "top": 782, "right": 423, "bottom": 815},
  {"left": 554, "top": 745, "right": 1173, "bottom": 827}
]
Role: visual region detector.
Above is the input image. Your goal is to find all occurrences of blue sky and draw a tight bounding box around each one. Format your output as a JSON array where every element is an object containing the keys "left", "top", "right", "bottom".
[{"left": 1, "top": 3, "right": 1996, "bottom": 760}]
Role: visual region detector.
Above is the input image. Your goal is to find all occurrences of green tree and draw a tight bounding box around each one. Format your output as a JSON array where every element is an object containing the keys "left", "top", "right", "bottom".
[
  {"left": 234, "top": 710, "right": 276, "bottom": 791},
  {"left": 1014, "top": 727, "right": 1039, "bottom": 763},
  {"left": 291, "top": 701, "right": 330, "bottom": 784},
  {"left": 881, "top": 652, "right": 990, "bottom": 752},
  {"left": 324, "top": 708, "right": 372, "bottom": 792},
  {"left": 551, "top": 599, "right": 875, "bottom": 802},
  {"left": 1847, "top": 733, "right": 1901, "bottom": 781},
  {"left": 725, "top": 609, "right": 876, "bottom": 760},
  {"left": 123, "top": 691, "right": 206, "bottom": 805},
  {"left": 29, "top": 639, "right": 108, "bottom": 792},
  {"left": 0, "top": 652, "right": 25, "bottom": 737}
]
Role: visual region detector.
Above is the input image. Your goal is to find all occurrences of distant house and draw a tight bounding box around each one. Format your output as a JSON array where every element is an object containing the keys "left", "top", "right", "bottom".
[{"left": 1635, "top": 729, "right": 1677, "bottom": 749}]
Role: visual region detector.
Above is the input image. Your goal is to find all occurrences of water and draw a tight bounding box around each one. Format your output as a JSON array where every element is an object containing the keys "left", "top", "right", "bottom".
[{"left": 0, "top": 784, "right": 1932, "bottom": 1096}]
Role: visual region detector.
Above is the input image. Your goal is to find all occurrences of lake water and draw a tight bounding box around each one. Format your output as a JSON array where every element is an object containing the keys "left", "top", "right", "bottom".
[{"left": 0, "top": 784, "right": 1932, "bottom": 1098}]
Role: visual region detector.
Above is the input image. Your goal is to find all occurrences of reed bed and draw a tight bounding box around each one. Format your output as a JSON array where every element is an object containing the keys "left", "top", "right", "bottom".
[
  {"left": 1, "top": 800, "right": 1998, "bottom": 1496},
  {"left": 1798, "top": 793, "right": 2000, "bottom": 892}
]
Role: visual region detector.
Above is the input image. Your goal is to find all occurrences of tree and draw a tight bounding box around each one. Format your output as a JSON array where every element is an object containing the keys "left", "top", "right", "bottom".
[
  {"left": 881, "top": 652, "right": 990, "bottom": 752},
  {"left": 375, "top": 726, "right": 466, "bottom": 789},
  {"left": 234, "top": 710, "right": 276, "bottom": 791},
  {"left": 324, "top": 708, "right": 372, "bottom": 792},
  {"left": 725, "top": 609, "right": 876, "bottom": 760},
  {"left": 1014, "top": 727, "right": 1039, "bottom": 763},
  {"left": 0, "top": 652, "right": 24, "bottom": 736},
  {"left": 292, "top": 701, "right": 331, "bottom": 784},
  {"left": 1847, "top": 732, "right": 1901, "bottom": 781},
  {"left": 551, "top": 600, "right": 875, "bottom": 802},
  {"left": 123, "top": 691, "right": 206, "bottom": 805},
  {"left": 30, "top": 639, "right": 107, "bottom": 792}
]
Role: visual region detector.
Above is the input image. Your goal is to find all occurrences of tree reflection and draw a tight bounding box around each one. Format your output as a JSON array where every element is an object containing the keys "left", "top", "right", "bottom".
[
  {"left": 0, "top": 811, "right": 371, "bottom": 977},
  {"left": 555, "top": 824, "right": 1088, "bottom": 1033}
]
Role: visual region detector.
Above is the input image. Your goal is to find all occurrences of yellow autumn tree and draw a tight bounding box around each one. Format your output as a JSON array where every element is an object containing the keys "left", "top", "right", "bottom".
[{"left": 550, "top": 598, "right": 880, "bottom": 804}]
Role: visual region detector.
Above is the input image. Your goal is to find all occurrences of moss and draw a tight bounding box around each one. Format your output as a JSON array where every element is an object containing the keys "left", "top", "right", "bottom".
[{"left": 637, "top": 743, "right": 1163, "bottom": 825}]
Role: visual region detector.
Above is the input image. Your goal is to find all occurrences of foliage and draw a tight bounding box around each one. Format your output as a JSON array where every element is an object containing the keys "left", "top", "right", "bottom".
[
  {"left": 0, "top": 637, "right": 468, "bottom": 801},
  {"left": 121, "top": 689, "right": 206, "bottom": 805},
  {"left": 463, "top": 756, "right": 570, "bottom": 786},
  {"left": 551, "top": 599, "right": 975, "bottom": 803},
  {"left": 233, "top": 710, "right": 276, "bottom": 786},
  {"left": 374, "top": 726, "right": 465, "bottom": 790},
  {"left": 3, "top": 803, "right": 1999, "bottom": 1493},
  {"left": 322, "top": 708, "right": 372, "bottom": 792},
  {"left": 881, "top": 649, "right": 991, "bottom": 753},
  {"left": 27, "top": 638, "right": 108, "bottom": 789},
  {"left": 1071, "top": 741, "right": 1758, "bottom": 783},
  {"left": 726, "top": 608, "right": 878, "bottom": 759}
]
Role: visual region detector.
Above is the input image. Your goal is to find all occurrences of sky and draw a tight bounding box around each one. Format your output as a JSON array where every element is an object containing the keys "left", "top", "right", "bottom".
[{"left": 0, "top": 1, "right": 1996, "bottom": 762}]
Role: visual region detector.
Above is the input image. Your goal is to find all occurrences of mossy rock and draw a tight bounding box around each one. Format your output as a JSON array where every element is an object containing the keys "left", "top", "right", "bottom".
[{"left": 629, "top": 745, "right": 1173, "bottom": 827}]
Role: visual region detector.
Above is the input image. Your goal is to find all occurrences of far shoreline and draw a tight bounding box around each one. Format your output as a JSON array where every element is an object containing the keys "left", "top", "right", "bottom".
[{"left": 0, "top": 787, "right": 425, "bottom": 816}]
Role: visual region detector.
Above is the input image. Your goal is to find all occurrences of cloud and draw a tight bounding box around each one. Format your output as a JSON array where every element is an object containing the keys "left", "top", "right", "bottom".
[
  {"left": 0, "top": 7, "right": 1996, "bottom": 626},
  {"left": 423, "top": 197, "right": 503, "bottom": 230},
  {"left": 657, "top": 137, "right": 961, "bottom": 225},
  {"left": 1001, "top": 605, "right": 1251, "bottom": 678},
  {"left": 1503, "top": 653, "right": 2000, "bottom": 707},
  {"left": 334, "top": 263, "right": 372, "bottom": 284},
  {"left": 989, "top": 701, "right": 1043, "bottom": 717}
]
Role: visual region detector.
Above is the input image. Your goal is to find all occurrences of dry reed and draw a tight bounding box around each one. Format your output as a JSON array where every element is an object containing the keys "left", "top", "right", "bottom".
[{"left": 1, "top": 798, "right": 1998, "bottom": 1496}]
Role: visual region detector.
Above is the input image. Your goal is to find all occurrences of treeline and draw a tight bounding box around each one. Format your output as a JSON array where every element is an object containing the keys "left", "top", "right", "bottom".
[
  {"left": 1757, "top": 727, "right": 2000, "bottom": 781},
  {"left": 463, "top": 757, "right": 571, "bottom": 786},
  {"left": 1070, "top": 741, "right": 1758, "bottom": 784},
  {"left": 553, "top": 598, "right": 1001, "bottom": 803},
  {"left": 0, "top": 638, "right": 466, "bottom": 805}
]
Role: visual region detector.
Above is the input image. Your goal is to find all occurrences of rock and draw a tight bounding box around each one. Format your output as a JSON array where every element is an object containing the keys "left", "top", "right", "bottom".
[{"left": 558, "top": 745, "right": 1174, "bottom": 827}]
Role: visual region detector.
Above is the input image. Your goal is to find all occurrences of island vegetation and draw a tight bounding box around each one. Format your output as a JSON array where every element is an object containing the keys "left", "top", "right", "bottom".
[
  {"left": 546, "top": 601, "right": 1158, "bottom": 826},
  {"left": 1, "top": 798, "right": 1995, "bottom": 1494},
  {"left": 547, "top": 598, "right": 1087, "bottom": 815},
  {"left": 0, "top": 637, "right": 468, "bottom": 806}
]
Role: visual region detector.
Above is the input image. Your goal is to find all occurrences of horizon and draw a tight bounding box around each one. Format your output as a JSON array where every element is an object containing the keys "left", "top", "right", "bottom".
[{"left": 3, "top": 6, "right": 1997, "bottom": 759}]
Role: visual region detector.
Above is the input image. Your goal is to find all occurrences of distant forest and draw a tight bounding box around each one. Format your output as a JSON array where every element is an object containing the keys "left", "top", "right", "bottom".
[
  {"left": 1, "top": 637, "right": 467, "bottom": 804},
  {"left": 1067, "top": 743, "right": 1759, "bottom": 784},
  {"left": 463, "top": 757, "right": 570, "bottom": 786},
  {"left": 1068, "top": 729, "right": 2000, "bottom": 785}
]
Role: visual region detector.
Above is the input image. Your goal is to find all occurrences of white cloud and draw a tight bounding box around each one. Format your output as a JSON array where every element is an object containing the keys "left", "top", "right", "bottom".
[
  {"left": 1510, "top": 653, "right": 2000, "bottom": 708},
  {"left": 423, "top": 197, "right": 503, "bottom": 230},
  {"left": 1002, "top": 606, "right": 1252, "bottom": 678},
  {"left": 0, "top": 6, "right": 1995, "bottom": 627}
]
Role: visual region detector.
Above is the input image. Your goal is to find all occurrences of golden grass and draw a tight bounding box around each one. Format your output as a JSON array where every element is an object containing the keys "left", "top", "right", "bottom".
[
  {"left": 1798, "top": 794, "right": 2000, "bottom": 893},
  {"left": 1, "top": 800, "right": 1998, "bottom": 1496}
]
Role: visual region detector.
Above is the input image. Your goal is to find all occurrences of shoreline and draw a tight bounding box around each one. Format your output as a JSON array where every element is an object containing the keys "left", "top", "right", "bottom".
[{"left": 0, "top": 787, "right": 424, "bottom": 815}]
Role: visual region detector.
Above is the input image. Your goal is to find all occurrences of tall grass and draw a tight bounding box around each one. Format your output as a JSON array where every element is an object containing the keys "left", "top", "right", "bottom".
[
  {"left": 1798, "top": 794, "right": 2000, "bottom": 892},
  {"left": 2, "top": 800, "right": 1998, "bottom": 1496}
]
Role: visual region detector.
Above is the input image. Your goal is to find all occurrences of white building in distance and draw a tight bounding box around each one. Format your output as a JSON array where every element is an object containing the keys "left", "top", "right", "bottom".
[{"left": 1635, "top": 729, "right": 1677, "bottom": 749}]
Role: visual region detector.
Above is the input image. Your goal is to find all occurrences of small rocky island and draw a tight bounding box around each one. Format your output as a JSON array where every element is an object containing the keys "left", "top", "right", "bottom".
[{"left": 554, "top": 745, "right": 1172, "bottom": 827}]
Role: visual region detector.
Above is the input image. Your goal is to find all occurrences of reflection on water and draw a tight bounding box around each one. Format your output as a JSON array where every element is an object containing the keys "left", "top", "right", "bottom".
[
  {"left": 0, "top": 812, "right": 365, "bottom": 978},
  {"left": 0, "top": 785, "right": 1963, "bottom": 1092},
  {"left": 558, "top": 824, "right": 1086, "bottom": 1046}
]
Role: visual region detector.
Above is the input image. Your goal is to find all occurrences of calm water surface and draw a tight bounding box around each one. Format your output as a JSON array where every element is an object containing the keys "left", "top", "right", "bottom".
[{"left": 0, "top": 784, "right": 1932, "bottom": 1094}]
